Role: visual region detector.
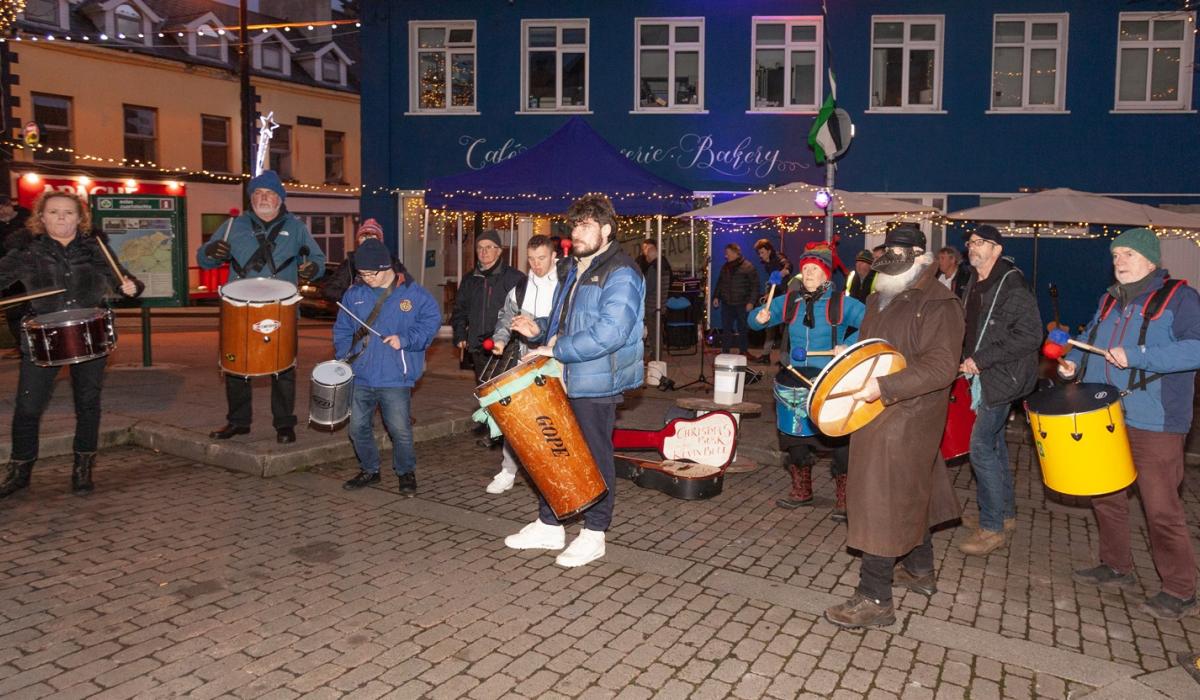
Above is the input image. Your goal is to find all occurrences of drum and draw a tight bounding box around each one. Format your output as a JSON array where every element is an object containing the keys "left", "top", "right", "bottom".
[
  {"left": 1024, "top": 383, "right": 1136, "bottom": 496},
  {"left": 940, "top": 376, "right": 976, "bottom": 463},
  {"left": 773, "top": 366, "right": 821, "bottom": 437},
  {"left": 806, "top": 338, "right": 906, "bottom": 437},
  {"left": 475, "top": 354, "right": 607, "bottom": 520},
  {"left": 309, "top": 360, "right": 354, "bottom": 430},
  {"left": 219, "top": 278, "right": 300, "bottom": 377},
  {"left": 23, "top": 308, "right": 116, "bottom": 367}
]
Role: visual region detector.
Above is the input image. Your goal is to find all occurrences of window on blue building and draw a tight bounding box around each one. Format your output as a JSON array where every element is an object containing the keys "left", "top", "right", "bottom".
[
  {"left": 635, "top": 18, "right": 704, "bottom": 112},
  {"left": 410, "top": 22, "right": 477, "bottom": 113},
  {"left": 990, "top": 15, "right": 1068, "bottom": 112},
  {"left": 522, "top": 20, "right": 590, "bottom": 112},
  {"left": 870, "top": 16, "right": 943, "bottom": 112},
  {"left": 751, "top": 17, "right": 822, "bottom": 112},
  {"left": 1115, "top": 12, "right": 1195, "bottom": 112}
]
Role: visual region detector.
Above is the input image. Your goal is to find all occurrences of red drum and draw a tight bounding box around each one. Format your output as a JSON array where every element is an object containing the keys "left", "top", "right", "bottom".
[
  {"left": 23, "top": 308, "right": 116, "bottom": 366},
  {"left": 940, "top": 376, "right": 976, "bottom": 463}
]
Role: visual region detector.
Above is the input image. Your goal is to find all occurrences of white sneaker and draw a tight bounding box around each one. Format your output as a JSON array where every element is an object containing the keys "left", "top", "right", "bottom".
[
  {"left": 555, "top": 529, "right": 606, "bottom": 568},
  {"left": 485, "top": 471, "right": 516, "bottom": 494},
  {"left": 504, "top": 520, "right": 565, "bottom": 550}
]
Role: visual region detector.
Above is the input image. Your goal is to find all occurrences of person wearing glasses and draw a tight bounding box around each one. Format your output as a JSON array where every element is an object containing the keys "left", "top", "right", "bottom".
[{"left": 336, "top": 239, "right": 440, "bottom": 497}]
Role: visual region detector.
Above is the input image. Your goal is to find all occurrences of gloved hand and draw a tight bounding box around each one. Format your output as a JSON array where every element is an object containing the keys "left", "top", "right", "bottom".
[
  {"left": 206, "top": 239, "right": 231, "bottom": 261},
  {"left": 297, "top": 261, "right": 317, "bottom": 282}
]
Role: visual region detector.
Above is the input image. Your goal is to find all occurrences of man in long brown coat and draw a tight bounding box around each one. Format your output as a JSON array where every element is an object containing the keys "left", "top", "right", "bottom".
[{"left": 824, "top": 224, "right": 965, "bottom": 629}]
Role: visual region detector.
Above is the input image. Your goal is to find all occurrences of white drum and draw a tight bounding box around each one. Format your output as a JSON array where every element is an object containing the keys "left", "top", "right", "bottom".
[{"left": 309, "top": 360, "right": 354, "bottom": 430}]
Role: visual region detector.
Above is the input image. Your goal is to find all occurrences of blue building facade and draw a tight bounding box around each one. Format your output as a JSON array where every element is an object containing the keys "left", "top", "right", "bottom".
[{"left": 359, "top": 0, "right": 1200, "bottom": 327}]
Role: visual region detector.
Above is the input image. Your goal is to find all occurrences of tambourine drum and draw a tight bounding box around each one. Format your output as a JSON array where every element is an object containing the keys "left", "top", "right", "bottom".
[
  {"left": 1024, "top": 383, "right": 1136, "bottom": 496},
  {"left": 219, "top": 278, "right": 300, "bottom": 377},
  {"left": 773, "top": 366, "right": 821, "bottom": 437},
  {"left": 940, "top": 376, "right": 976, "bottom": 463},
  {"left": 309, "top": 360, "right": 354, "bottom": 430},
  {"left": 806, "top": 338, "right": 906, "bottom": 437},
  {"left": 23, "top": 308, "right": 115, "bottom": 367},
  {"left": 475, "top": 355, "right": 606, "bottom": 520}
]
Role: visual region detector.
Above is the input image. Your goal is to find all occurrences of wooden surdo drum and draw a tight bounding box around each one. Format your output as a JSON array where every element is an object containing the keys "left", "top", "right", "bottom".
[{"left": 219, "top": 278, "right": 300, "bottom": 377}]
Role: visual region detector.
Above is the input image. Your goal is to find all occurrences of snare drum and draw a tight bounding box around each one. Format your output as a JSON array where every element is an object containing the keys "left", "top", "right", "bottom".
[
  {"left": 219, "top": 278, "right": 300, "bottom": 377},
  {"left": 773, "top": 366, "right": 821, "bottom": 437},
  {"left": 23, "top": 308, "right": 116, "bottom": 367},
  {"left": 476, "top": 355, "right": 607, "bottom": 520},
  {"left": 806, "top": 338, "right": 906, "bottom": 437},
  {"left": 940, "top": 376, "right": 976, "bottom": 463},
  {"left": 1024, "top": 383, "right": 1136, "bottom": 496},
  {"left": 309, "top": 360, "right": 354, "bottom": 430}
]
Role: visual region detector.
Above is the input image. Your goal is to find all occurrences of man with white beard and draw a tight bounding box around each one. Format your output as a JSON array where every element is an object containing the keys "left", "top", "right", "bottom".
[{"left": 824, "top": 224, "right": 965, "bottom": 629}]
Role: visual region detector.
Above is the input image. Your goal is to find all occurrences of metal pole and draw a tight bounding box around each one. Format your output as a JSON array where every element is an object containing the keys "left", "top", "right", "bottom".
[
  {"left": 655, "top": 214, "right": 663, "bottom": 362},
  {"left": 420, "top": 208, "right": 429, "bottom": 286},
  {"left": 456, "top": 213, "right": 463, "bottom": 279},
  {"left": 824, "top": 161, "right": 836, "bottom": 244},
  {"left": 689, "top": 218, "right": 696, "bottom": 275},
  {"left": 140, "top": 307, "right": 152, "bottom": 367},
  {"left": 239, "top": 0, "right": 253, "bottom": 211}
]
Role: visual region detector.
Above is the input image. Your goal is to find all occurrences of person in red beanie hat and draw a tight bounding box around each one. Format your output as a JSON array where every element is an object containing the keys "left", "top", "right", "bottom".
[{"left": 320, "top": 218, "right": 409, "bottom": 303}]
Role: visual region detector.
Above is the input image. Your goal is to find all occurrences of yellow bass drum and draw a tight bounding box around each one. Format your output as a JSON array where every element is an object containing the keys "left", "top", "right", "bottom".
[{"left": 1024, "top": 383, "right": 1136, "bottom": 496}]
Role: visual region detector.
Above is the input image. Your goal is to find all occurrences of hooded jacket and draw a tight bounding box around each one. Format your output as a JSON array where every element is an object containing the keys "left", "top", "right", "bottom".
[
  {"left": 196, "top": 208, "right": 325, "bottom": 285},
  {"left": 333, "top": 276, "right": 441, "bottom": 388},
  {"left": 715, "top": 256, "right": 760, "bottom": 306}
]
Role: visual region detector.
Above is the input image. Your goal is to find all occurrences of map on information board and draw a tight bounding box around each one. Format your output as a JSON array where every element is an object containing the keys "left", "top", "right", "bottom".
[{"left": 101, "top": 217, "right": 175, "bottom": 298}]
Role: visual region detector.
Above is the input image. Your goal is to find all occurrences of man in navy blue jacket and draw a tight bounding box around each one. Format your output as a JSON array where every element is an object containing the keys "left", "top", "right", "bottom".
[
  {"left": 334, "top": 239, "right": 441, "bottom": 497},
  {"left": 505, "top": 195, "right": 645, "bottom": 568}
]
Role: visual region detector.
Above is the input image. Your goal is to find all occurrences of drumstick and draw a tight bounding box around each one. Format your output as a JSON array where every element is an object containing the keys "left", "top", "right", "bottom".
[
  {"left": 785, "top": 364, "right": 814, "bottom": 387},
  {"left": 93, "top": 236, "right": 128, "bottom": 285},
  {"left": 1066, "top": 338, "right": 1107, "bottom": 356},
  {"left": 221, "top": 210, "right": 238, "bottom": 242},
  {"left": 0, "top": 287, "right": 65, "bottom": 308},
  {"left": 336, "top": 301, "right": 382, "bottom": 338}
]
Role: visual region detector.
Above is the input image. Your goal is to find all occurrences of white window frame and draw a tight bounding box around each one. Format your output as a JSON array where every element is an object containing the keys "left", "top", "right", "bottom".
[
  {"left": 252, "top": 29, "right": 297, "bottom": 76},
  {"left": 192, "top": 24, "right": 228, "bottom": 63},
  {"left": 21, "top": 0, "right": 68, "bottom": 30},
  {"left": 749, "top": 16, "right": 824, "bottom": 114},
  {"left": 519, "top": 19, "right": 591, "bottom": 114},
  {"left": 407, "top": 21, "right": 478, "bottom": 115},
  {"left": 313, "top": 43, "right": 352, "bottom": 87},
  {"left": 1113, "top": 11, "right": 1196, "bottom": 112},
  {"left": 867, "top": 15, "right": 946, "bottom": 113},
  {"left": 633, "top": 17, "right": 705, "bottom": 113},
  {"left": 988, "top": 14, "right": 1069, "bottom": 113}
]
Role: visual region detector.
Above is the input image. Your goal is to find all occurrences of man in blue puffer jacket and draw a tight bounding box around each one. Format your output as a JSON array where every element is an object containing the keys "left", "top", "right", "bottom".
[
  {"left": 334, "top": 239, "right": 441, "bottom": 498},
  {"left": 505, "top": 195, "right": 645, "bottom": 568},
  {"left": 1059, "top": 228, "right": 1200, "bottom": 621}
]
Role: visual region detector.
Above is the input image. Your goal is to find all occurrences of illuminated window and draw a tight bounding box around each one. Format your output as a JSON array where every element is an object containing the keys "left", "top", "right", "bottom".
[
  {"left": 635, "top": 18, "right": 704, "bottom": 111},
  {"left": 32, "top": 93, "right": 72, "bottom": 164},
  {"left": 1115, "top": 12, "right": 1195, "bottom": 111},
  {"left": 409, "top": 21, "right": 476, "bottom": 112},
  {"left": 869, "top": 15, "right": 944, "bottom": 111},
  {"left": 521, "top": 19, "right": 589, "bottom": 112},
  {"left": 751, "top": 17, "right": 822, "bottom": 112},
  {"left": 991, "top": 15, "right": 1068, "bottom": 111}
]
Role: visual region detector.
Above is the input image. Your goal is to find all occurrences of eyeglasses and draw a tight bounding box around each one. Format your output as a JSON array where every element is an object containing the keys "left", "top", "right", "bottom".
[
  {"left": 966, "top": 239, "right": 994, "bottom": 248},
  {"left": 358, "top": 270, "right": 384, "bottom": 278}
]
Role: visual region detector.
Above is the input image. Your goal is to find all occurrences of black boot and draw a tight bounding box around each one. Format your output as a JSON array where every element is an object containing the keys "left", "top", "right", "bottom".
[
  {"left": 72, "top": 452, "right": 95, "bottom": 496},
  {"left": 0, "top": 460, "right": 34, "bottom": 498}
]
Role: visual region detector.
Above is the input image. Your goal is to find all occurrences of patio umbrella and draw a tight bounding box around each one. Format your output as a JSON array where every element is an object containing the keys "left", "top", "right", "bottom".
[
  {"left": 678, "top": 182, "right": 938, "bottom": 220},
  {"left": 948, "top": 188, "right": 1200, "bottom": 289}
]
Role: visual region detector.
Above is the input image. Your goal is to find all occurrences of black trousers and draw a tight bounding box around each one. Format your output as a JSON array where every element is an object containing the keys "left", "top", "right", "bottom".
[
  {"left": 12, "top": 354, "right": 107, "bottom": 461},
  {"left": 224, "top": 369, "right": 296, "bottom": 429},
  {"left": 780, "top": 433, "right": 849, "bottom": 476},
  {"left": 538, "top": 397, "right": 618, "bottom": 531},
  {"left": 858, "top": 533, "right": 934, "bottom": 603}
]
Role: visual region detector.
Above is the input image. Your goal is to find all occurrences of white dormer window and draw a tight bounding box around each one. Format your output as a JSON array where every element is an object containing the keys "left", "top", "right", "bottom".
[
  {"left": 252, "top": 30, "right": 297, "bottom": 76},
  {"left": 22, "top": 0, "right": 68, "bottom": 30},
  {"left": 182, "top": 13, "right": 228, "bottom": 63},
  {"left": 115, "top": 4, "right": 141, "bottom": 40},
  {"left": 311, "top": 43, "right": 352, "bottom": 87},
  {"left": 85, "top": 0, "right": 161, "bottom": 47}
]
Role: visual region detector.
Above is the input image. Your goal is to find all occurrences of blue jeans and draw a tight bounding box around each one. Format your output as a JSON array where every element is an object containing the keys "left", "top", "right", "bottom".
[
  {"left": 348, "top": 385, "right": 415, "bottom": 476},
  {"left": 720, "top": 304, "right": 749, "bottom": 354},
  {"left": 969, "top": 401, "right": 1014, "bottom": 532}
]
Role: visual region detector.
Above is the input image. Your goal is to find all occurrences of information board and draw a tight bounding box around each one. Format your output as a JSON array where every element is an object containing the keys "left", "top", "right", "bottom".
[{"left": 90, "top": 195, "right": 187, "bottom": 308}]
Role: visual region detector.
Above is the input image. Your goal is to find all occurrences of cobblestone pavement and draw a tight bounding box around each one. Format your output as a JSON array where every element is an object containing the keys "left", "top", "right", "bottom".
[{"left": 1, "top": 436, "right": 1198, "bottom": 698}]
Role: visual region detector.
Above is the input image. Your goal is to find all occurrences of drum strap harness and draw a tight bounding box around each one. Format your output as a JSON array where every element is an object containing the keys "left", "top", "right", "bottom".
[
  {"left": 342, "top": 278, "right": 397, "bottom": 365},
  {"left": 234, "top": 217, "right": 291, "bottom": 279},
  {"left": 1081, "top": 278, "right": 1185, "bottom": 393},
  {"left": 471, "top": 359, "right": 564, "bottom": 438},
  {"left": 782, "top": 286, "right": 843, "bottom": 348},
  {"left": 968, "top": 269, "right": 1017, "bottom": 410}
]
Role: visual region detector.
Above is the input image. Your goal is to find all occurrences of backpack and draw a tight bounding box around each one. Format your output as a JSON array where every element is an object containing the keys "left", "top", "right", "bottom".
[{"left": 1080, "top": 278, "right": 1186, "bottom": 391}]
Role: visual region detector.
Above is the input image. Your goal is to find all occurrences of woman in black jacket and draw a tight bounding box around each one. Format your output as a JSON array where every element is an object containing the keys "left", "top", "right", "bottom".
[{"left": 0, "top": 191, "right": 142, "bottom": 498}]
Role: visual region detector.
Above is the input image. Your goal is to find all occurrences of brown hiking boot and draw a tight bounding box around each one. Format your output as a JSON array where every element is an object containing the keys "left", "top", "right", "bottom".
[
  {"left": 893, "top": 566, "right": 937, "bottom": 596},
  {"left": 824, "top": 593, "right": 896, "bottom": 629},
  {"left": 959, "top": 528, "right": 1007, "bottom": 556},
  {"left": 961, "top": 514, "right": 1016, "bottom": 532},
  {"left": 776, "top": 464, "right": 812, "bottom": 509},
  {"left": 831, "top": 473, "right": 847, "bottom": 522}
]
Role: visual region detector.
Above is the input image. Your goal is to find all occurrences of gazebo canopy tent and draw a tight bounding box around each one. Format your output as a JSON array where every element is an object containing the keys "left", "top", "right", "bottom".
[
  {"left": 423, "top": 117, "right": 695, "bottom": 361},
  {"left": 678, "top": 182, "right": 938, "bottom": 220}
]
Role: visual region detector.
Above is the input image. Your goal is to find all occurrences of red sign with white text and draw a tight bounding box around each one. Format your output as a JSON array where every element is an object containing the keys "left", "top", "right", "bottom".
[{"left": 16, "top": 176, "right": 185, "bottom": 209}]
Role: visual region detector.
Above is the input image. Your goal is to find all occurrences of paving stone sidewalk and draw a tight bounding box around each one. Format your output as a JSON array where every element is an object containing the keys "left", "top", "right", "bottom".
[{"left": 1, "top": 433, "right": 1198, "bottom": 698}]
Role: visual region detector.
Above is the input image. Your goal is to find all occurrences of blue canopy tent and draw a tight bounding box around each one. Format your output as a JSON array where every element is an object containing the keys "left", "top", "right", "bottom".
[{"left": 424, "top": 117, "right": 695, "bottom": 361}]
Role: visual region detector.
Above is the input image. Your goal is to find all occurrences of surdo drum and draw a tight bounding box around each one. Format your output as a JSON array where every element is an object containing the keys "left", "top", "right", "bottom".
[
  {"left": 219, "top": 278, "right": 300, "bottom": 377},
  {"left": 475, "top": 354, "right": 607, "bottom": 520},
  {"left": 1024, "top": 383, "right": 1136, "bottom": 496},
  {"left": 309, "top": 360, "right": 354, "bottom": 430}
]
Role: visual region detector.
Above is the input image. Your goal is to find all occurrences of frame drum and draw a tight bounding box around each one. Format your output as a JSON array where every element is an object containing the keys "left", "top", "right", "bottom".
[{"left": 805, "top": 338, "right": 906, "bottom": 437}]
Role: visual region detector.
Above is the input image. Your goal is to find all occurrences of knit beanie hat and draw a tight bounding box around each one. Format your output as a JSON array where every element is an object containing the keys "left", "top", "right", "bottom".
[
  {"left": 854, "top": 249, "right": 874, "bottom": 265},
  {"left": 246, "top": 170, "right": 286, "bottom": 200},
  {"left": 356, "top": 218, "right": 384, "bottom": 242},
  {"left": 477, "top": 229, "right": 502, "bottom": 248},
  {"left": 797, "top": 242, "right": 833, "bottom": 279},
  {"left": 355, "top": 238, "right": 392, "bottom": 271},
  {"left": 1110, "top": 227, "right": 1161, "bottom": 266}
]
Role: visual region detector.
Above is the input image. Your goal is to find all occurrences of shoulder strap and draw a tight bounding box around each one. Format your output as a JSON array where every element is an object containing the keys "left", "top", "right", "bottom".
[
  {"left": 515, "top": 276, "right": 529, "bottom": 309},
  {"left": 344, "top": 279, "right": 397, "bottom": 364},
  {"left": 1127, "top": 279, "right": 1187, "bottom": 392},
  {"left": 782, "top": 289, "right": 802, "bottom": 324},
  {"left": 825, "top": 291, "right": 843, "bottom": 346}
]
